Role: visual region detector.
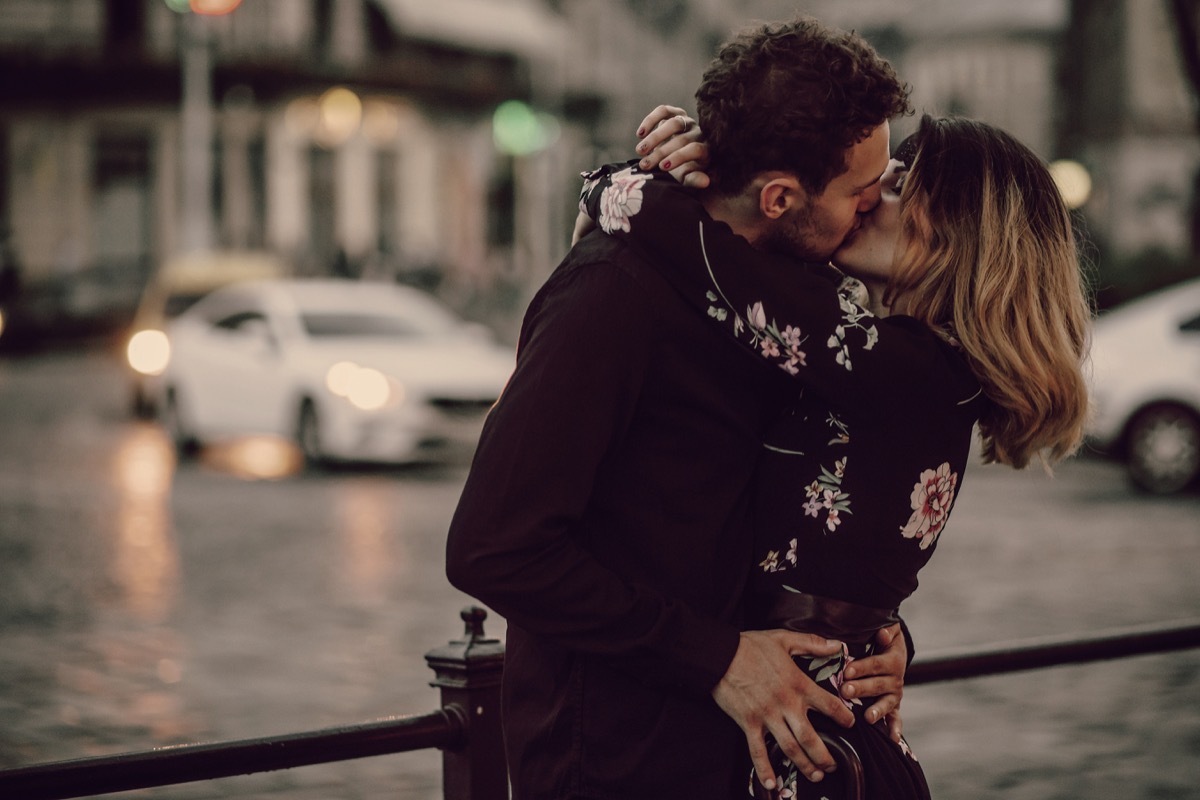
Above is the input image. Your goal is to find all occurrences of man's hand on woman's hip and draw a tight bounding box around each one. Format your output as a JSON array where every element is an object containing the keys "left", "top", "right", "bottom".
[{"left": 711, "top": 630, "right": 853, "bottom": 792}]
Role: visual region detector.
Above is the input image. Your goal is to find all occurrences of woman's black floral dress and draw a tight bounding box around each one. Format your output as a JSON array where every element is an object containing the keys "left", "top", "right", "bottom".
[{"left": 581, "top": 163, "right": 986, "bottom": 800}]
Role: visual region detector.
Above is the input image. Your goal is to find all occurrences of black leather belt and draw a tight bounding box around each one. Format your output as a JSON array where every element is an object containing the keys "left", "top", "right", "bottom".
[{"left": 754, "top": 589, "right": 900, "bottom": 644}]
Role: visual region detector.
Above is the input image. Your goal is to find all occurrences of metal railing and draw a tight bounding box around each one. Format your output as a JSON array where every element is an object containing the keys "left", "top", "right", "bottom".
[
  {"left": 906, "top": 617, "right": 1200, "bottom": 684},
  {"left": 0, "top": 606, "right": 508, "bottom": 800},
  {"left": 1, "top": 612, "right": 1198, "bottom": 800}
]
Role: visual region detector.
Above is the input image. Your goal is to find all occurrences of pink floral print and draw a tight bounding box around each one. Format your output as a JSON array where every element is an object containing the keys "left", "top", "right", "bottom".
[
  {"left": 761, "top": 421, "right": 853, "bottom": 572},
  {"left": 595, "top": 166, "right": 652, "bottom": 234},
  {"left": 899, "top": 462, "right": 959, "bottom": 549}
]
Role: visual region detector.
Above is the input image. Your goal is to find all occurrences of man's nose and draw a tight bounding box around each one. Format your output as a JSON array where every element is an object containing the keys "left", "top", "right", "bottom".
[{"left": 857, "top": 183, "right": 882, "bottom": 213}]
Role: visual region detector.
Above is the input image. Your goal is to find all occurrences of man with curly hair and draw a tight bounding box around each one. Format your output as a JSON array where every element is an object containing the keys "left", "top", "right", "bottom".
[
  {"left": 447, "top": 17, "right": 911, "bottom": 800},
  {"left": 661, "top": 16, "right": 911, "bottom": 263}
]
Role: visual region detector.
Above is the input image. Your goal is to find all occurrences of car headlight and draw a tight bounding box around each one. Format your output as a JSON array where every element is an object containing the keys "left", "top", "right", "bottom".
[
  {"left": 127, "top": 329, "right": 171, "bottom": 376},
  {"left": 325, "top": 361, "right": 404, "bottom": 411}
]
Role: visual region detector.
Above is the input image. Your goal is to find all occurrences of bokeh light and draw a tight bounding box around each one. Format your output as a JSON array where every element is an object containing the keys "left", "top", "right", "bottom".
[
  {"left": 362, "top": 100, "right": 402, "bottom": 144},
  {"left": 283, "top": 96, "right": 320, "bottom": 138},
  {"left": 325, "top": 360, "right": 359, "bottom": 397},
  {"left": 493, "top": 100, "right": 560, "bottom": 156},
  {"left": 316, "top": 87, "right": 363, "bottom": 148},
  {"left": 200, "top": 435, "right": 304, "bottom": 480},
  {"left": 127, "top": 330, "right": 171, "bottom": 376},
  {"left": 1049, "top": 159, "right": 1093, "bottom": 209}
]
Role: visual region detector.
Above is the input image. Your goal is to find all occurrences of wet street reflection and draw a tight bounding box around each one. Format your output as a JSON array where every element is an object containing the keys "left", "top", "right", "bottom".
[
  {"left": 111, "top": 426, "right": 179, "bottom": 622},
  {"left": 0, "top": 349, "right": 1198, "bottom": 800},
  {"left": 335, "top": 480, "right": 404, "bottom": 606},
  {"left": 198, "top": 435, "right": 305, "bottom": 481}
]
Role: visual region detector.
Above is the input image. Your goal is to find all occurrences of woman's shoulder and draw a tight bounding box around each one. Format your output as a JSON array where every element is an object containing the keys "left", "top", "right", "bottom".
[{"left": 875, "top": 314, "right": 984, "bottom": 408}]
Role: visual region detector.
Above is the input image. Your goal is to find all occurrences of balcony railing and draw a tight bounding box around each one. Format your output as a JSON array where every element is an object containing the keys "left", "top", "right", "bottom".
[{"left": 1, "top": 610, "right": 1197, "bottom": 800}]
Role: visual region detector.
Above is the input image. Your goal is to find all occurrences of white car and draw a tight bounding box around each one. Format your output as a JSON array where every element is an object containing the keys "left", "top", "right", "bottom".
[
  {"left": 125, "top": 250, "right": 288, "bottom": 417},
  {"left": 1087, "top": 278, "right": 1200, "bottom": 494},
  {"left": 156, "top": 278, "right": 515, "bottom": 466}
]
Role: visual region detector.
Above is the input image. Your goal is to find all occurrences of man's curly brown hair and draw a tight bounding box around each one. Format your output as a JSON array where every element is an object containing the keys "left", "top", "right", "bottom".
[{"left": 696, "top": 17, "right": 911, "bottom": 196}]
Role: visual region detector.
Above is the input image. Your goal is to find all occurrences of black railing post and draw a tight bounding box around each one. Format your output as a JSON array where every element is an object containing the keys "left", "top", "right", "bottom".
[{"left": 426, "top": 606, "right": 508, "bottom": 800}]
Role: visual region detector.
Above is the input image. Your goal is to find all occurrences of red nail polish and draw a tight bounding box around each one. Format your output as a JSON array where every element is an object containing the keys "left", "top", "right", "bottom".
[
  {"left": 661, "top": 160, "right": 671, "bottom": 170},
  {"left": 637, "top": 128, "right": 645, "bottom": 137}
]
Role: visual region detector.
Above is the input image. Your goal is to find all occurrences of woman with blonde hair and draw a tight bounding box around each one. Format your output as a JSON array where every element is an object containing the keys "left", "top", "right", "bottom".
[{"left": 577, "top": 111, "right": 1092, "bottom": 799}]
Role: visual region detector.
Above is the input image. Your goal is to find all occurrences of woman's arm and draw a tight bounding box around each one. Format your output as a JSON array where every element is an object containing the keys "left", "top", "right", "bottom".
[
  {"left": 578, "top": 165, "right": 978, "bottom": 419},
  {"left": 571, "top": 210, "right": 595, "bottom": 245}
]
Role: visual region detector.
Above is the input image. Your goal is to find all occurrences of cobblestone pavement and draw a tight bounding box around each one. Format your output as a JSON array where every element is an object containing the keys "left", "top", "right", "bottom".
[{"left": 0, "top": 349, "right": 1197, "bottom": 800}]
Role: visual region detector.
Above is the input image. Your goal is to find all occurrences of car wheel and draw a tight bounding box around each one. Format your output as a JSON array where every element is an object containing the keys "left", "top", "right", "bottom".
[
  {"left": 163, "top": 388, "right": 199, "bottom": 457},
  {"left": 1126, "top": 404, "right": 1200, "bottom": 495},
  {"left": 296, "top": 400, "right": 324, "bottom": 467}
]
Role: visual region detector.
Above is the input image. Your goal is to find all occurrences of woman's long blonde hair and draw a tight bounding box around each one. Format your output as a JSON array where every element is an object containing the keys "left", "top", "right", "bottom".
[{"left": 887, "top": 115, "right": 1092, "bottom": 469}]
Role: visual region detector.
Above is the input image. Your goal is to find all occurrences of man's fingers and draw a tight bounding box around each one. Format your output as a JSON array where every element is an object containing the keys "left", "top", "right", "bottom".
[
  {"left": 887, "top": 711, "right": 904, "bottom": 744},
  {"left": 743, "top": 730, "right": 778, "bottom": 793},
  {"left": 843, "top": 650, "right": 902, "bottom": 680},
  {"left": 780, "top": 631, "right": 843, "bottom": 658},
  {"left": 771, "top": 715, "right": 832, "bottom": 783},
  {"left": 841, "top": 671, "right": 902, "bottom": 701},
  {"left": 861, "top": 692, "right": 899, "bottom": 725},
  {"left": 814, "top": 688, "right": 856, "bottom": 729}
]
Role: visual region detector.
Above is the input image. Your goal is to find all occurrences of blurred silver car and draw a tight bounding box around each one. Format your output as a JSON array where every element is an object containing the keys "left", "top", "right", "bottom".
[
  {"left": 155, "top": 278, "right": 514, "bottom": 465},
  {"left": 1087, "top": 278, "right": 1200, "bottom": 494}
]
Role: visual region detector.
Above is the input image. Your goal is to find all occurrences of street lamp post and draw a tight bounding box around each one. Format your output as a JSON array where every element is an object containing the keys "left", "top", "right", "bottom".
[
  {"left": 179, "top": 10, "right": 214, "bottom": 253},
  {"left": 174, "top": 0, "right": 243, "bottom": 253}
]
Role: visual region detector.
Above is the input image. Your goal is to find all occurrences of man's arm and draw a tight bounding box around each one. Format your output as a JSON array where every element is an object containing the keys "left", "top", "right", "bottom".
[{"left": 445, "top": 256, "right": 740, "bottom": 693}]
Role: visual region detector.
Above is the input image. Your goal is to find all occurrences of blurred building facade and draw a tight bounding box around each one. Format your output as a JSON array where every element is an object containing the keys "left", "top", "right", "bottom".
[
  {"left": 1057, "top": 0, "right": 1200, "bottom": 295},
  {"left": 0, "top": 0, "right": 744, "bottom": 339},
  {"left": 0, "top": 0, "right": 572, "bottom": 334},
  {"left": 1, "top": 0, "right": 1197, "bottom": 341},
  {"left": 749, "top": 0, "right": 1200, "bottom": 298}
]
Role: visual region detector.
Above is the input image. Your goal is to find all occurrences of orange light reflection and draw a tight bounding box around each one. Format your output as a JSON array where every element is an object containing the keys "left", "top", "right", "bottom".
[
  {"left": 334, "top": 481, "right": 404, "bottom": 605},
  {"left": 111, "top": 427, "right": 179, "bottom": 621},
  {"left": 199, "top": 435, "right": 304, "bottom": 481}
]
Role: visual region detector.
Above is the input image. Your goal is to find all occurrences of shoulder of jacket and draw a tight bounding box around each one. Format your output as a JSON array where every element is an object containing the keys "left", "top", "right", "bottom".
[{"left": 545, "top": 233, "right": 668, "bottom": 297}]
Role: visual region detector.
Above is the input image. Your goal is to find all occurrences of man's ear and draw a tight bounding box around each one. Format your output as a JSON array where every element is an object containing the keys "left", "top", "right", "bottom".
[{"left": 758, "top": 175, "right": 805, "bottom": 220}]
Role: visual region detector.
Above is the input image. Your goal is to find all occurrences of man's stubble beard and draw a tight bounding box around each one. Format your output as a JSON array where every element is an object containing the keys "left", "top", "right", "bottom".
[{"left": 757, "top": 200, "right": 836, "bottom": 264}]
